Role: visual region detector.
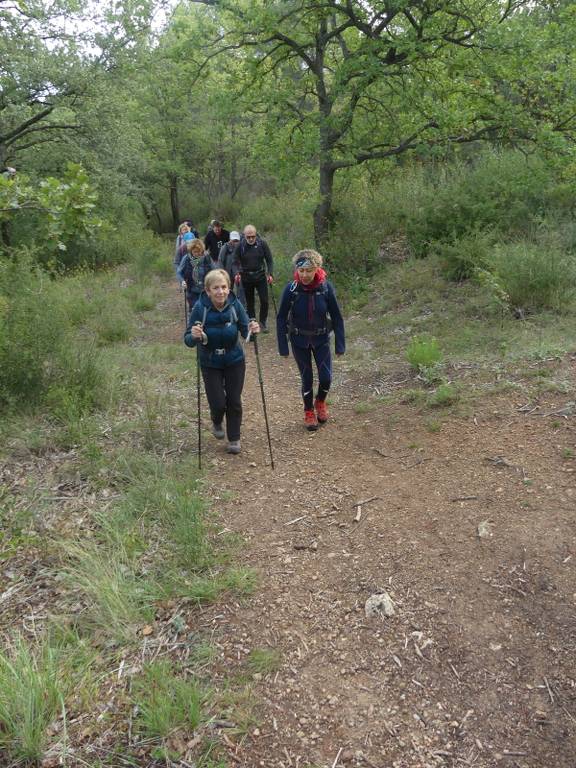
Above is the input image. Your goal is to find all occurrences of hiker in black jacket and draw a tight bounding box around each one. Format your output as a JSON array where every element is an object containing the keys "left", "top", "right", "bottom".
[
  {"left": 204, "top": 220, "right": 230, "bottom": 262},
  {"left": 234, "top": 224, "right": 274, "bottom": 332}
]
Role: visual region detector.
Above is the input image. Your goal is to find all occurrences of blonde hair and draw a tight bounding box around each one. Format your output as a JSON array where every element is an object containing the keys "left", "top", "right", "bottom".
[
  {"left": 204, "top": 268, "right": 231, "bottom": 289},
  {"left": 292, "top": 249, "right": 323, "bottom": 268},
  {"left": 179, "top": 222, "right": 190, "bottom": 234},
  {"left": 186, "top": 238, "right": 205, "bottom": 256}
]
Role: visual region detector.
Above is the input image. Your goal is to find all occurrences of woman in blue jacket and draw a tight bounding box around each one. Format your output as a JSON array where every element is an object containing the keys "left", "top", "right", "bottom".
[
  {"left": 276, "top": 250, "right": 345, "bottom": 431},
  {"left": 185, "top": 269, "right": 259, "bottom": 454}
]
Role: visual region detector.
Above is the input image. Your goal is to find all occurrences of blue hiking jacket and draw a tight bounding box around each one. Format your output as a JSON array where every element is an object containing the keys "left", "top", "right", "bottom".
[
  {"left": 184, "top": 292, "right": 250, "bottom": 369},
  {"left": 177, "top": 253, "right": 209, "bottom": 303},
  {"left": 276, "top": 279, "right": 345, "bottom": 356}
]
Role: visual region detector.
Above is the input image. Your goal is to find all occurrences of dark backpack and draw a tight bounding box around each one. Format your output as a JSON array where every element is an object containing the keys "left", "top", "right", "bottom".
[
  {"left": 237, "top": 237, "right": 266, "bottom": 281},
  {"left": 287, "top": 281, "right": 332, "bottom": 335}
]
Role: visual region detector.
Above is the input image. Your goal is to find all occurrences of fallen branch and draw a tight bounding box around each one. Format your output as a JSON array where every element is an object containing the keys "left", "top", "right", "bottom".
[{"left": 285, "top": 515, "right": 307, "bottom": 526}]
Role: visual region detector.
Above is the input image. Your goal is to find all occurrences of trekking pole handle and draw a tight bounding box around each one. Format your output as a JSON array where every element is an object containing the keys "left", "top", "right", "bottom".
[
  {"left": 192, "top": 321, "right": 205, "bottom": 342},
  {"left": 246, "top": 316, "right": 257, "bottom": 344}
]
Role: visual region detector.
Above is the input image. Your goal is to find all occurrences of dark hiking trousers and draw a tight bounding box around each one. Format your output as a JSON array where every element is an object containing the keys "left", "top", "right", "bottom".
[
  {"left": 201, "top": 360, "right": 246, "bottom": 441},
  {"left": 291, "top": 341, "right": 332, "bottom": 410},
  {"left": 243, "top": 275, "right": 269, "bottom": 325}
]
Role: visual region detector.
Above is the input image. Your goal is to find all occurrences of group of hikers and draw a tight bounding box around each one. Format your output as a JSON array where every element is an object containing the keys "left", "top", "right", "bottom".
[{"left": 175, "top": 219, "right": 345, "bottom": 456}]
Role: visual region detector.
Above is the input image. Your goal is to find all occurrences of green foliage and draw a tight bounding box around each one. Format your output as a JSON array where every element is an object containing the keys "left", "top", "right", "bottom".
[
  {"left": 436, "top": 229, "right": 496, "bottom": 281},
  {"left": 133, "top": 661, "right": 204, "bottom": 739},
  {"left": 404, "top": 152, "right": 567, "bottom": 259},
  {"left": 489, "top": 243, "right": 576, "bottom": 312},
  {"left": 0, "top": 256, "right": 108, "bottom": 411},
  {"left": 0, "top": 164, "right": 101, "bottom": 261},
  {"left": 406, "top": 335, "right": 443, "bottom": 372},
  {"left": 427, "top": 383, "right": 460, "bottom": 408},
  {"left": 0, "top": 638, "right": 65, "bottom": 764}
]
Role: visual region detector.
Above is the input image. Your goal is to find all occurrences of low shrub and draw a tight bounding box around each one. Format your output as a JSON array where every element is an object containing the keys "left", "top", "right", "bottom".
[
  {"left": 490, "top": 242, "right": 576, "bottom": 312},
  {"left": 404, "top": 150, "right": 561, "bottom": 258},
  {"left": 435, "top": 229, "right": 496, "bottom": 281},
  {"left": 406, "top": 335, "right": 442, "bottom": 371},
  {"left": 427, "top": 382, "right": 460, "bottom": 408}
]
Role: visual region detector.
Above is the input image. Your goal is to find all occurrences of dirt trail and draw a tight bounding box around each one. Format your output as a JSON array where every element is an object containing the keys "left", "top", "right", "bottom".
[
  {"left": 3, "top": 282, "right": 574, "bottom": 768},
  {"left": 176, "top": 292, "right": 576, "bottom": 768}
]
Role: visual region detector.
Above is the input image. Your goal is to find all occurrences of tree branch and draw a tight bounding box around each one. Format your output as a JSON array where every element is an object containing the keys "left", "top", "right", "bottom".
[{"left": 0, "top": 105, "right": 54, "bottom": 143}]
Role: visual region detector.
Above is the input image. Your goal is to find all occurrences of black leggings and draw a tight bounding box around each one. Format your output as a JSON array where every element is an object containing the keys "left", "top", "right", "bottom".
[
  {"left": 243, "top": 276, "right": 269, "bottom": 324},
  {"left": 201, "top": 361, "right": 246, "bottom": 441},
  {"left": 291, "top": 341, "right": 332, "bottom": 410}
]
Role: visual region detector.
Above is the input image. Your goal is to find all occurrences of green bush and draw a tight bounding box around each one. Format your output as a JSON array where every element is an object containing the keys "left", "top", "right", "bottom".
[
  {"left": 490, "top": 243, "right": 576, "bottom": 312},
  {"left": 404, "top": 151, "right": 559, "bottom": 258},
  {"left": 406, "top": 335, "right": 442, "bottom": 371},
  {"left": 427, "top": 382, "right": 460, "bottom": 408},
  {"left": 0, "top": 258, "right": 68, "bottom": 407},
  {"left": 0, "top": 256, "right": 124, "bottom": 412},
  {"left": 435, "top": 229, "right": 496, "bottom": 281}
]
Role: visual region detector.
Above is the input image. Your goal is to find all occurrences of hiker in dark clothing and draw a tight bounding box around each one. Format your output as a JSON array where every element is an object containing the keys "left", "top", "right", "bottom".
[
  {"left": 234, "top": 224, "right": 274, "bottom": 331},
  {"left": 177, "top": 238, "right": 208, "bottom": 314},
  {"left": 276, "top": 249, "right": 345, "bottom": 432},
  {"left": 184, "top": 269, "right": 259, "bottom": 455},
  {"left": 218, "top": 231, "right": 245, "bottom": 306},
  {"left": 204, "top": 220, "right": 230, "bottom": 262}
]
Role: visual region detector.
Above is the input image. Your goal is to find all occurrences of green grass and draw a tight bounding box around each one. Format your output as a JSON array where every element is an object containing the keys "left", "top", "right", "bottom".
[
  {"left": 406, "top": 334, "right": 442, "bottom": 371},
  {"left": 247, "top": 648, "right": 282, "bottom": 676},
  {"left": 427, "top": 383, "right": 460, "bottom": 408},
  {"left": 63, "top": 541, "right": 156, "bottom": 643},
  {"left": 0, "top": 638, "right": 67, "bottom": 765},
  {"left": 132, "top": 660, "right": 204, "bottom": 739}
]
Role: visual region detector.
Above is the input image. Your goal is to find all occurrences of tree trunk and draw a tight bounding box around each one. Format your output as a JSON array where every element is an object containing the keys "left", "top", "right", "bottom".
[
  {"left": 313, "top": 161, "right": 335, "bottom": 248},
  {"left": 230, "top": 125, "right": 238, "bottom": 198},
  {"left": 1, "top": 220, "right": 11, "bottom": 249},
  {"left": 169, "top": 173, "right": 180, "bottom": 231},
  {"left": 313, "top": 35, "right": 336, "bottom": 249},
  {"left": 151, "top": 203, "right": 163, "bottom": 232}
]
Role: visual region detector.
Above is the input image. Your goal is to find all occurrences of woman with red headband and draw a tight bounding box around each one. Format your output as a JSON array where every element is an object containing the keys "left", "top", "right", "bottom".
[{"left": 276, "top": 249, "right": 345, "bottom": 431}]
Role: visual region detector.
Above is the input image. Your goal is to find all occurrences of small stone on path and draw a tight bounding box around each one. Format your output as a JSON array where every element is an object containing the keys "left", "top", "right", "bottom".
[{"left": 365, "top": 591, "right": 395, "bottom": 618}]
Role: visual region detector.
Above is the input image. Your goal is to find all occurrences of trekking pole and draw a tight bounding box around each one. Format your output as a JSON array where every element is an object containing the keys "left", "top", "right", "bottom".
[
  {"left": 182, "top": 287, "right": 188, "bottom": 325},
  {"left": 194, "top": 322, "right": 202, "bottom": 470},
  {"left": 251, "top": 329, "right": 275, "bottom": 470},
  {"left": 269, "top": 279, "right": 278, "bottom": 317}
]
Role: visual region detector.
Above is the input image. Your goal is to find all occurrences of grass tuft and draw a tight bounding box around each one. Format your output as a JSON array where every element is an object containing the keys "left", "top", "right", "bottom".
[
  {"left": 0, "top": 637, "right": 66, "bottom": 764},
  {"left": 132, "top": 660, "right": 204, "bottom": 739}
]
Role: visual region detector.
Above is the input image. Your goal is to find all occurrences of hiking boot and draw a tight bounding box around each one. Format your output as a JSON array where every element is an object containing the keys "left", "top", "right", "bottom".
[
  {"left": 211, "top": 422, "right": 225, "bottom": 440},
  {"left": 304, "top": 409, "right": 318, "bottom": 431},
  {"left": 226, "top": 440, "right": 241, "bottom": 454},
  {"left": 315, "top": 398, "right": 329, "bottom": 424},
  {"left": 260, "top": 321, "right": 269, "bottom": 334}
]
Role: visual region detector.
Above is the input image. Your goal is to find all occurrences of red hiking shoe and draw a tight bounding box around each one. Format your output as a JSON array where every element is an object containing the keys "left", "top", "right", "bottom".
[
  {"left": 315, "top": 398, "right": 329, "bottom": 423},
  {"left": 304, "top": 409, "right": 318, "bottom": 431}
]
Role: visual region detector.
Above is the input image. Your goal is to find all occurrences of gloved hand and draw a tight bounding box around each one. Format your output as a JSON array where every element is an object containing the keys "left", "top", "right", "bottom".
[
  {"left": 234, "top": 274, "right": 241, "bottom": 285},
  {"left": 181, "top": 280, "right": 187, "bottom": 289}
]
